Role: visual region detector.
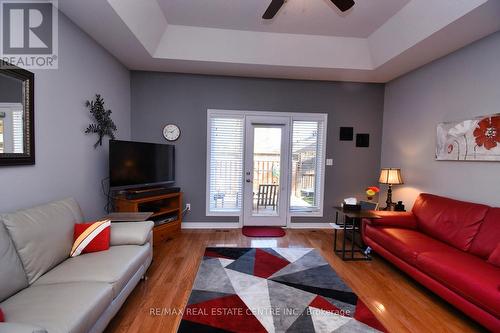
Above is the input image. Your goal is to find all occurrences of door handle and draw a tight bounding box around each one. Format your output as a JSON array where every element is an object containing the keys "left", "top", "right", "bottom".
[{"left": 246, "top": 179, "right": 252, "bottom": 183}]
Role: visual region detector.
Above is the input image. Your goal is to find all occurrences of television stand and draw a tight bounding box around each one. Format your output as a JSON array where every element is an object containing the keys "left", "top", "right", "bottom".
[
  {"left": 124, "top": 187, "right": 180, "bottom": 200},
  {"left": 114, "top": 192, "right": 183, "bottom": 244}
]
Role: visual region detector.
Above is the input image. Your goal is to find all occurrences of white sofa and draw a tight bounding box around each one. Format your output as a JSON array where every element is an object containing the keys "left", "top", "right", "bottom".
[{"left": 0, "top": 198, "right": 153, "bottom": 333}]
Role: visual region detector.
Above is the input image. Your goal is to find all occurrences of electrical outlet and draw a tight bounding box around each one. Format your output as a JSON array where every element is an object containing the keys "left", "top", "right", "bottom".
[{"left": 186, "top": 203, "right": 191, "bottom": 211}]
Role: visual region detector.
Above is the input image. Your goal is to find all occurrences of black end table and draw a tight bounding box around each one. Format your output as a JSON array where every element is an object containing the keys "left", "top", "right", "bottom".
[{"left": 332, "top": 207, "right": 381, "bottom": 261}]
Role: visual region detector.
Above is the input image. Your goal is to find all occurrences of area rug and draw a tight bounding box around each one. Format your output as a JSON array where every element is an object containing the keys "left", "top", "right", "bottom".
[
  {"left": 242, "top": 227, "right": 286, "bottom": 237},
  {"left": 178, "top": 247, "right": 386, "bottom": 333}
]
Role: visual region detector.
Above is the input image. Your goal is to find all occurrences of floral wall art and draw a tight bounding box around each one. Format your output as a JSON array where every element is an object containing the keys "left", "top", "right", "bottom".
[{"left": 436, "top": 114, "right": 500, "bottom": 161}]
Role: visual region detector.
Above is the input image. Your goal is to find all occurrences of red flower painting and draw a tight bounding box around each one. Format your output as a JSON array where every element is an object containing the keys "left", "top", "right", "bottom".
[{"left": 473, "top": 116, "right": 500, "bottom": 150}]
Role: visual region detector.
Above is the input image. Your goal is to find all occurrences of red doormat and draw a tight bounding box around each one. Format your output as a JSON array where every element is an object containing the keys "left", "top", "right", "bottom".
[{"left": 242, "top": 226, "right": 286, "bottom": 237}]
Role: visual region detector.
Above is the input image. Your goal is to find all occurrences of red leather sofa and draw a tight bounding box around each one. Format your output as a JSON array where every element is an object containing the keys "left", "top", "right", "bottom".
[{"left": 362, "top": 193, "right": 500, "bottom": 332}]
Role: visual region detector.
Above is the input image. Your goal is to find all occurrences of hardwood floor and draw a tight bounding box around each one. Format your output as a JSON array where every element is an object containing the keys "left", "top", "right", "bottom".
[{"left": 105, "top": 229, "right": 485, "bottom": 333}]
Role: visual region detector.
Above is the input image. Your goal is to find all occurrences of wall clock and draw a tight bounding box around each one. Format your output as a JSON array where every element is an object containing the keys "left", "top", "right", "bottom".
[{"left": 163, "top": 124, "right": 181, "bottom": 141}]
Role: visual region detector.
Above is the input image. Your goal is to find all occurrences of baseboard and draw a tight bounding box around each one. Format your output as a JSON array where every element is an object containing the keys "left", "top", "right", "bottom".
[
  {"left": 181, "top": 222, "right": 241, "bottom": 229},
  {"left": 289, "top": 223, "right": 332, "bottom": 229},
  {"left": 181, "top": 222, "right": 331, "bottom": 229}
]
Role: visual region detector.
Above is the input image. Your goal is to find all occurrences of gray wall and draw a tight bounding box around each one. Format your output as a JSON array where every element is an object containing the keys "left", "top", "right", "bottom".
[
  {"left": 131, "top": 72, "right": 385, "bottom": 223},
  {"left": 382, "top": 31, "right": 500, "bottom": 208},
  {"left": 0, "top": 13, "right": 131, "bottom": 219}
]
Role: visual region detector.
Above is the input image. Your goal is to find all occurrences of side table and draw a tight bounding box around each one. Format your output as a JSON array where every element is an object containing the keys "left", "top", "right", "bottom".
[{"left": 332, "top": 207, "right": 381, "bottom": 261}]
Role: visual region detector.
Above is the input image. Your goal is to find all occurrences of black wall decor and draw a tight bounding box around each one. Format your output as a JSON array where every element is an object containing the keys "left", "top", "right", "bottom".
[
  {"left": 339, "top": 127, "right": 354, "bottom": 141},
  {"left": 356, "top": 133, "right": 370, "bottom": 147},
  {"left": 85, "top": 94, "right": 117, "bottom": 148}
]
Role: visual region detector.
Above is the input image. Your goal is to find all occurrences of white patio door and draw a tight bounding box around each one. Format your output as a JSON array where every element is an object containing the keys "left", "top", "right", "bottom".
[{"left": 243, "top": 116, "right": 290, "bottom": 226}]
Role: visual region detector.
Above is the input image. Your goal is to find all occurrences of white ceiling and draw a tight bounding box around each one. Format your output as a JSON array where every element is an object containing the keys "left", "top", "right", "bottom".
[
  {"left": 58, "top": 0, "right": 500, "bottom": 83},
  {"left": 157, "top": 0, "right": 411, "bottom": 37}
]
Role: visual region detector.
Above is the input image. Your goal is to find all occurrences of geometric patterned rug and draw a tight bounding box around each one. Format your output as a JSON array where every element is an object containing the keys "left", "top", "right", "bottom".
[{"left": 178, "top": 247, "right": 386, "bottom": 332}]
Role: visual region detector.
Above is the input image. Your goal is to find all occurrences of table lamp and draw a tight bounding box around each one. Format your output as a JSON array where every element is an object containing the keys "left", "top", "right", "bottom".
[{"left": 379, "top": 168, "right": 403, "bottom": 210}]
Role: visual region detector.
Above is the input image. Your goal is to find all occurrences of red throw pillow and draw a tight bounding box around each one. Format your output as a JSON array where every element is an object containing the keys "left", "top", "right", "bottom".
[
  {"left": 487, "top": 244, "right": 500, "bottom": 267},
  {"left": 71, "top": 220, "right": 111, "bottom": 257},
  {"left": 0, "top": 307, "right": 4, "bottom": 322}
]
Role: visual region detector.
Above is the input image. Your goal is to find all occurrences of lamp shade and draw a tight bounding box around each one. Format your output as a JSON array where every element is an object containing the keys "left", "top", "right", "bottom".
[{"left": 379, "top": 168, "right": 403, "bottom": 185}]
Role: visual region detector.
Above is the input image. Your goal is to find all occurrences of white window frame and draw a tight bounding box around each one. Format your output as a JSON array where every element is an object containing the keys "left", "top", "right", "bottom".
[{"left": 206, "top": 109, "right": 327, "bottom": 218}]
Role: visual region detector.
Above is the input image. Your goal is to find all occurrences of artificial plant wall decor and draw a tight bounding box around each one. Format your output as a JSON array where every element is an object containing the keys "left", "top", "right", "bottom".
[{"left": 85, "top": 94, "right": 117, "bottom": 148}]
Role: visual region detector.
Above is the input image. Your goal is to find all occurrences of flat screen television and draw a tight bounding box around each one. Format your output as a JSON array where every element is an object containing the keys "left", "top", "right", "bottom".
[{"left": 109, "top": 140, "right": 175, "bottom": 190}]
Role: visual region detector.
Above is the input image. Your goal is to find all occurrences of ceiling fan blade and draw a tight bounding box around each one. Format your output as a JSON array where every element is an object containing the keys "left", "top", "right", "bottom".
[
  {"left": 262, "top": 0, "right": 285, "bottom": 19},
  {"left": 330, "top": 0, "right": 355, "bottom": 12}
]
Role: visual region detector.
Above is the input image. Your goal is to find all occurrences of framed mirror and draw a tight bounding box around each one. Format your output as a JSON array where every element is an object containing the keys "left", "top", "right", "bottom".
[{"left": 0, "top": 61, "right": 34, "bottom": 166}]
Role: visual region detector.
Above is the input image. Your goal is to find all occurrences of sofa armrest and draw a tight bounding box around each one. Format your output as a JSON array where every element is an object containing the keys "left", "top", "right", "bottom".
[
  {"left": 110, "top": 221, "right": 154, "bottom": 246},
  {"left": 0, "top": 323, "right": 47, "bottom": 333},
  {"left": 363, "top": 211, "right": 418, "bottom": 229}
]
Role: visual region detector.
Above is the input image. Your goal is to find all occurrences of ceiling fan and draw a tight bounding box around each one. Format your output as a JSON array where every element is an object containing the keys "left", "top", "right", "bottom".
[{"left": 262, "top": 0, "right": 355, "bottom": 19}]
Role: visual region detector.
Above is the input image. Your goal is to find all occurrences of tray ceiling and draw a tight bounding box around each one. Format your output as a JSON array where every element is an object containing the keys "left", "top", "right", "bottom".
[{"left": 58, "top": 0, "right": 500, "bottom": 82}]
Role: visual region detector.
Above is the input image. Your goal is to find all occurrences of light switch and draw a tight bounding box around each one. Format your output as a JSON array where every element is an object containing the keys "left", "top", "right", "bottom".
[{"left": 326, "top": 159, "right": 333, "bottom": 166}]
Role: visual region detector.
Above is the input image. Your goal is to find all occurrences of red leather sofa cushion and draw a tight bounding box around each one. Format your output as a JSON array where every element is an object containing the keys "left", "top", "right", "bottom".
[
  {"left": 364, "top": 211, "right": 417, "bottom": 229},
  {"left": 488, "top": 245, "right": 500, "bottom": 267},
  {"left": 364, "top": 225, "right": 451, "bottom": 266},
  {"left": 469, "top": 208, "right": 500, "bottom": 259},
  {"left": 412, "top": 194, "right": 489, "bottom": 251},
  {"left": 416, "top": 249, "right": 500, "bottom": 318}
]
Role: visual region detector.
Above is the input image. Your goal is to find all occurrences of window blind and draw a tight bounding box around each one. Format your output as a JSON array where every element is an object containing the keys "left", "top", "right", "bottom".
[
  {"left": 12, "top": 110, "right": 24, "bottom": 153},
  {"left": 0, "top": 119, "right": 4, "bottom": 153},
  {"left": 290, "top": 120, "right": 325, "bottom": 211},
  {"left": 207, "top": 116, "right": 244, "bottom": 213}
]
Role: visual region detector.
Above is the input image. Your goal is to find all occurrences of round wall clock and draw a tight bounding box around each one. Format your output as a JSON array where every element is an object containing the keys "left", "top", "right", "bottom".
[{"left": 163, "top": 124, "right": 181, "bottom": 141}]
